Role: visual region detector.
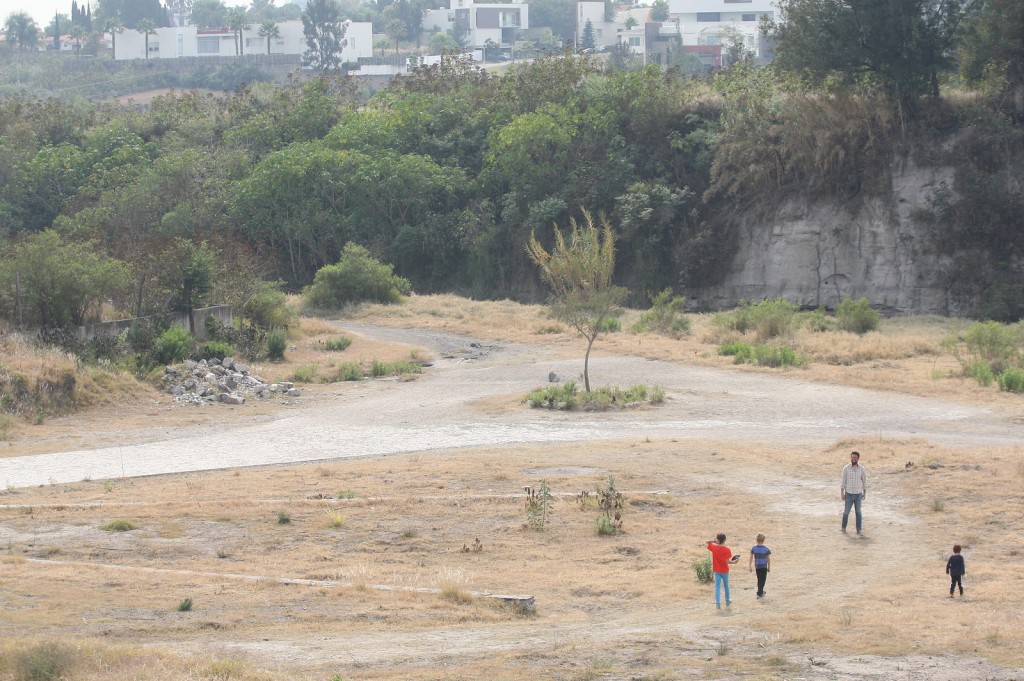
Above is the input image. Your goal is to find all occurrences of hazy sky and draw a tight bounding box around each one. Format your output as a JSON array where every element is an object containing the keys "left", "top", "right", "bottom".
[{"left": 0, "top": 1, "right": 253, "bottom": 30}]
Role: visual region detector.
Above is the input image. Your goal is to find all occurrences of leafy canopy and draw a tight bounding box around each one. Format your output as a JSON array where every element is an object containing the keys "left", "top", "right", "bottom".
[{"left": 527, "top": 209, "right": 627, "bottom": 392}]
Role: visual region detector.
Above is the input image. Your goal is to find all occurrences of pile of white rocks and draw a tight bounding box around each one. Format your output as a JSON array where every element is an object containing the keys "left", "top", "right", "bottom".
[{"left": 163, "top": 357, "right": 300, "bottom": 405}]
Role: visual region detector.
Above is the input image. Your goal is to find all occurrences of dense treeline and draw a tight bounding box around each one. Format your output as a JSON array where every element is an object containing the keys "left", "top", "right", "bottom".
[{"left": 1, "top": 0, "right": 1023, "bottom": 328}]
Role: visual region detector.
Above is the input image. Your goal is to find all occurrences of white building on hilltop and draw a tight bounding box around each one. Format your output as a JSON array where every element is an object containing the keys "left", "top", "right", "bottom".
[
  {"left": 114, "top": 19, "right": 373, "bottom": 63},
  {"left": 423, "top": 0, "right": 529, "bottom": 51}
]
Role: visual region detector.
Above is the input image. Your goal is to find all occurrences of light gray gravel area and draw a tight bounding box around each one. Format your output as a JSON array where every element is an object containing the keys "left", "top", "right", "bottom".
[{"left": 0, "top": 324, "right": 1020, "bottom": 489}]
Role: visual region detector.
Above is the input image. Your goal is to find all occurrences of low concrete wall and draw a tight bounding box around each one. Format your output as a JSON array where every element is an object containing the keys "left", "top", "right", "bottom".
[{"left": 75, "top": 305, "right": 233, "bottom": 342}]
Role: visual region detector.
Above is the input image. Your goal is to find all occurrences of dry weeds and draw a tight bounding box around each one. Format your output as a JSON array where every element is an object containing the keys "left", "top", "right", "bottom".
[{"left": 1, "top": 296, "right": 1023, "bottom": 679}]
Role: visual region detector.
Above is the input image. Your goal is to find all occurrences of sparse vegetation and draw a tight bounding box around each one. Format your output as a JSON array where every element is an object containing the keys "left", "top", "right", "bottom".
[
  {"left": 631, "top": 289, "right": 690, "bottom": 338},
  {"left": 177, "top": 598, "right": 193, "bottom": 612},
  {"left": 525, "top": 382, "right": 658, "bottom": 410},
  {"left": 594, "top": 476, "right": 624, "bottom": 535},
  {"left": 836, "top": 297, "right": 880, "bottom": 334},
  {"left": 693, "top": 556, "right": 713, "bottom": 584},
  {"left": 323, "top": 336, "right": 353, "bottom": 351},
  {"left": 101, "top": 519, "right": 136, "bottom": 532},
  {"left": 525, "top": 480, "right": 555, "bottom": 531}
]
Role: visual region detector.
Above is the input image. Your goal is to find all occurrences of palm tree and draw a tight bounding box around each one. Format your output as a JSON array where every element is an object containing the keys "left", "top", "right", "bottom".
[
  {"left": 4, "top": 12, "right": 40, "bottom": 51},
  {"left": 257, "top": 19, "right": 280, "bottom": 55},
  {"left": 137, "top": 18, "right": 157, "bottom": 59},
  {"left": 103, "top": 17, "right": 124, "bottom": 57},
  {"left": 227, "top": 7, "right": 251, "bottom": 56},
  {"left": 70, "top": 24, "right": 86, "bottom": 51}
]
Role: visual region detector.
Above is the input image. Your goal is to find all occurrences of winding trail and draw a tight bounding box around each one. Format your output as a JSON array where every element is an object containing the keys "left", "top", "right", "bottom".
[{"left": 0, "top": 324, "right": 1020, "bottom": 489}]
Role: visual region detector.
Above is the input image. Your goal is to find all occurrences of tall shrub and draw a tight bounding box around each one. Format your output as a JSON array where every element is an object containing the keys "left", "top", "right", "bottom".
[{"left": 303, "top": 243, "right": 411, "bottom": 309}]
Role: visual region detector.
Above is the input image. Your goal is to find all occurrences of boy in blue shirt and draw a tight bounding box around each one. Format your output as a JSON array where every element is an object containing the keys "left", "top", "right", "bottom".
[{"left": 749, "top": 533, "right": 772, "bottom": 598}]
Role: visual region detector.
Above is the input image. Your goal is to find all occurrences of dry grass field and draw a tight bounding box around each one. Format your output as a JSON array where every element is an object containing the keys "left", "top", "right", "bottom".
[{"left": 1, "top": 295, "right": 1023, "bottom": 680}]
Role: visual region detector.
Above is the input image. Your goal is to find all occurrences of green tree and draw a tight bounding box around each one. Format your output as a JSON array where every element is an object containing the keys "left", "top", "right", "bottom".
[
  {"left": 766, "top": 0, "right": 973, "bottom": 112},
  {"left": 429, "top": 31, "right": 459, "bottom": 54},
  {"left": 624, "top": 15, "right": 637, "bottom": 30},
  {"left": 302, "top": 0, "right": 348, "bottom": 70},
  {"left": 386, "top": 19, "right": 405, "bottom": 54},
  {"left": 137, "top": 18, "right": 157, "bottom": 59},
  {"left": 169, "top": 240, "right": 216, "bottom": 334},
  {"left": 258, "top": 19, "right": 281, "bottom": 54},
  {"left": 527, "top": 209, "right": 627, "bottom": 392},
  {"left": 527, "top": 0, "right": 576, "bottom": 41},
  {"left": 582, "top": 19, "right": 596, "bottom": 49},
  {"left": 190, "top": 0, "right": 229, "bottom": 29},
  {"left": 103, "top": 16, "right": 124, "bottom": 56},
  {"left": 4, "top": 12, "right": 40, "bottom": 51},
  {"left": 95, "top": 0, "right": 168, "bottom": 29},
  {"left": 0, "top": 231, "right": 129, "bottom": 327},
  {"left": 303, "top": 242, "right": 411, "bottom": 308},
  {"left": 650, "top": 0, "right": 669, "bottom": 22},
  {"left": 70, "top": 24, "right": 87, "bottom": 51},
  {"left": 959, "top": 0, "right": 1024, "bottom": 120},
  {"left": 228, "top": 7, "right": 251, "bottom": 55}
]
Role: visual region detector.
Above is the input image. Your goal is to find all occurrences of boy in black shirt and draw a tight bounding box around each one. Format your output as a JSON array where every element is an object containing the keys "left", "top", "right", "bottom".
[{"left": 946, "top": 544, "right": 965, "bottom": 598}]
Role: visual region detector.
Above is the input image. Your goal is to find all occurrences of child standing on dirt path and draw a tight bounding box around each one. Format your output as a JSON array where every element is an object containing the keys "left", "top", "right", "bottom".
[
  {"left": 707, "top": 533, "right": 734, "bottom": 609},
  {"left": 749, "top": 533, "right": 771, "bottom": 598},
  {"left": 946, "top": 544, "right": 965, "bottom": 598}
]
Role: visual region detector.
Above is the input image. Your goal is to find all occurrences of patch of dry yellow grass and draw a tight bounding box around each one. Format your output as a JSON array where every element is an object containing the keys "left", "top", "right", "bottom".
[{"left": 1, "top": 437, "right": 1022, "bottom": 677}]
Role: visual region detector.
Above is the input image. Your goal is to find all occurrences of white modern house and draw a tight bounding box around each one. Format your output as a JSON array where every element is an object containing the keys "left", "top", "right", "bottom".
[
  {"left": 666, "top": 0, "right": 775, "bottom": 58},
  {"left": 576, "top": 2, "right": 648, "bottom": 53},
  {"left": 574, "top": 0, "right": 774, "bottom": 67},
  {"left": 423, "top": 0, "right": 529, "bottom": 51},
  {"left": 114, "top": 19, "right": 373, "bottom": 63}
]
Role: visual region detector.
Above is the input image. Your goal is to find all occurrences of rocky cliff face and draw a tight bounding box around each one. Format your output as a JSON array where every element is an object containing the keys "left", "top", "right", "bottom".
[{"left": 693, "top": 159, "right": 966, "bottom": 315}]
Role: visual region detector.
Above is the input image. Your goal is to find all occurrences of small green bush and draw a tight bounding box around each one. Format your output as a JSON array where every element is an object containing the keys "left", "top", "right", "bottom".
[
  {"left": 155, "top": 327, "right": 193, "bottom": 364},
  {"left": 177, "top": 597, "right": 193, "bottom": 612},
  {"left": 968, "top": 361, "right": 995, "bottom": 387},
  {"left": 370, "top": 359, "right": 423, "bottom": 377},
  {"left": 292, "top": 364, "right": 317, "bottom": 383},
  {"left": 323, "top": 336, "right": 353, "bottom": 351},
  {"left": 12, "top": 641, "right": 76, "bottom": 681},
  {"left": 803, "top": 307, "right": 834, "bottom": 332},
  {"left": 753, "top": 345, "right": 806, "bottom": 368},
  {"left": 102, "top": 519, "right": 137, "bottom": 532},
  {"left": 836, "top": 297, "right": 880, "bottom": 334},
  {"left": 948, "top": 321, "right": 1022, "bottom": 375},
  {"left": 526, "top": 382, "right": 579, "bottom": 409},
  {"left": 199, "top": 340, "right": 233, "bottom": 361},
  {"left": 715, "top": 299, "right": 798, "bottom": 341},
  {"left": 719, "top": 341, "right": 754, "bottom": 363},
  {"left": 649, "top": 385, "right": 666, "bottom": 403},
  {"left": 266, "top": 327, "right": 288, "bottom": 361},
  {"left": 330, "top": 362, "right": 364, "bottom": 381},
  {"left": 595, "top": 515, "right": 618, "bottom": 535},
  {"left": 244, "top": 280, "right": 296, "bottom": 329},
  {"left": 693, "top": 556, "right": 713, "bottom": 584},
  {"left": 303, "top": 242, "right": 412, "bottom": 309},
  {"left": 275, "top": 510, "right": 291, "bottom": 524},
  {"left": 632, "top": 289, "right": 690, "bottom": 338},
  {"left": 997, "top": 367, "right": 1024, "bottom": 393},
  {"left": 598, "top": 316, "right": 621, "bottom": 332}
]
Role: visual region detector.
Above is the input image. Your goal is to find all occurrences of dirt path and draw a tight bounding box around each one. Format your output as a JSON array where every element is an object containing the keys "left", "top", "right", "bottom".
[{"left": 0, "top": 324, "right": 1018, "bottom": 489}]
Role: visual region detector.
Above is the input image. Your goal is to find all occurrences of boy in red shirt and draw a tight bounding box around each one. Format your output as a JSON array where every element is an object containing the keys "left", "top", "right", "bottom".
[{"left": 707, "top": 533, "right": 734, "bottom": 609}]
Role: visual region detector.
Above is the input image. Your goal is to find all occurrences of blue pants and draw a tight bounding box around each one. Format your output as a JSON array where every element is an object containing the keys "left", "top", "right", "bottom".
[
  {"left": 842, "top": 493, "right": 863, "bottom": 532},
  {"left": 714, "top": 572, "right": 731, "bottom": 607}
]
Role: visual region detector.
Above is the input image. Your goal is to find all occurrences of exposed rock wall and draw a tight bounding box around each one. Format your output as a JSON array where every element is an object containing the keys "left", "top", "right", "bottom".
[{"left": 693, "top": 159, "right": 966, "bottom": 315}]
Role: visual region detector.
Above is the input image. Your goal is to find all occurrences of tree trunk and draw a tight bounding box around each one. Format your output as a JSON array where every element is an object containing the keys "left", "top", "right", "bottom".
[{"left": 583, "top": 332, "right": 596, "bottom": 392}]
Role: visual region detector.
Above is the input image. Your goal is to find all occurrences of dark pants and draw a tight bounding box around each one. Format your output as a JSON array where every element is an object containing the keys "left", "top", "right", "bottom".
[
  {"left": 755, "top": 567, "right": 768, "bottom": 596},
  {"left": 950, "top": 574, "right": 963, "bottom": 595}
]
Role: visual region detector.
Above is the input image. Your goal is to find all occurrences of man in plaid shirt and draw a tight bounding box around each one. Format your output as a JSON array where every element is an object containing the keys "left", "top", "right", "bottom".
[{"left": 840, "top": 451, "right": 867, "bottom": 534}]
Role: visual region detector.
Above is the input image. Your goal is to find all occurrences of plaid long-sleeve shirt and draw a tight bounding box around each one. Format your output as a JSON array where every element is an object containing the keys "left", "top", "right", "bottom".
[{"left": 841, "top": 463, "right": 867, "bottom": 494}]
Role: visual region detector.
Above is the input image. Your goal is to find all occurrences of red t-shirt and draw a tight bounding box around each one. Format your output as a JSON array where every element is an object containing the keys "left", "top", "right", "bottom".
[{"left": 707, "top": 542, "right": 732, "bottom": 574}]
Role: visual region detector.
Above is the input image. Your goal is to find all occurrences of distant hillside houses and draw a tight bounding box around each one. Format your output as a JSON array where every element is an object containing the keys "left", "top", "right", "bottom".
[
  {"left": 114, "top": 19, "right": 373, "bottom": 63},
  {"left": 577, "top": 0, "right": 775, "bottom": 69},
  {"left": 423, "top": 0, "right": 530, "bottom": 52}
]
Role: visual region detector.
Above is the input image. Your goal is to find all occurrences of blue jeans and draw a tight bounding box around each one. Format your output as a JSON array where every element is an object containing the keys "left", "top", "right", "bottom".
[
  {"left": 842, "top": 493, "right": 863, "bottom": 532},
  {"left": 714, "top": 572, "right": 731, "bottom": 607}
]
